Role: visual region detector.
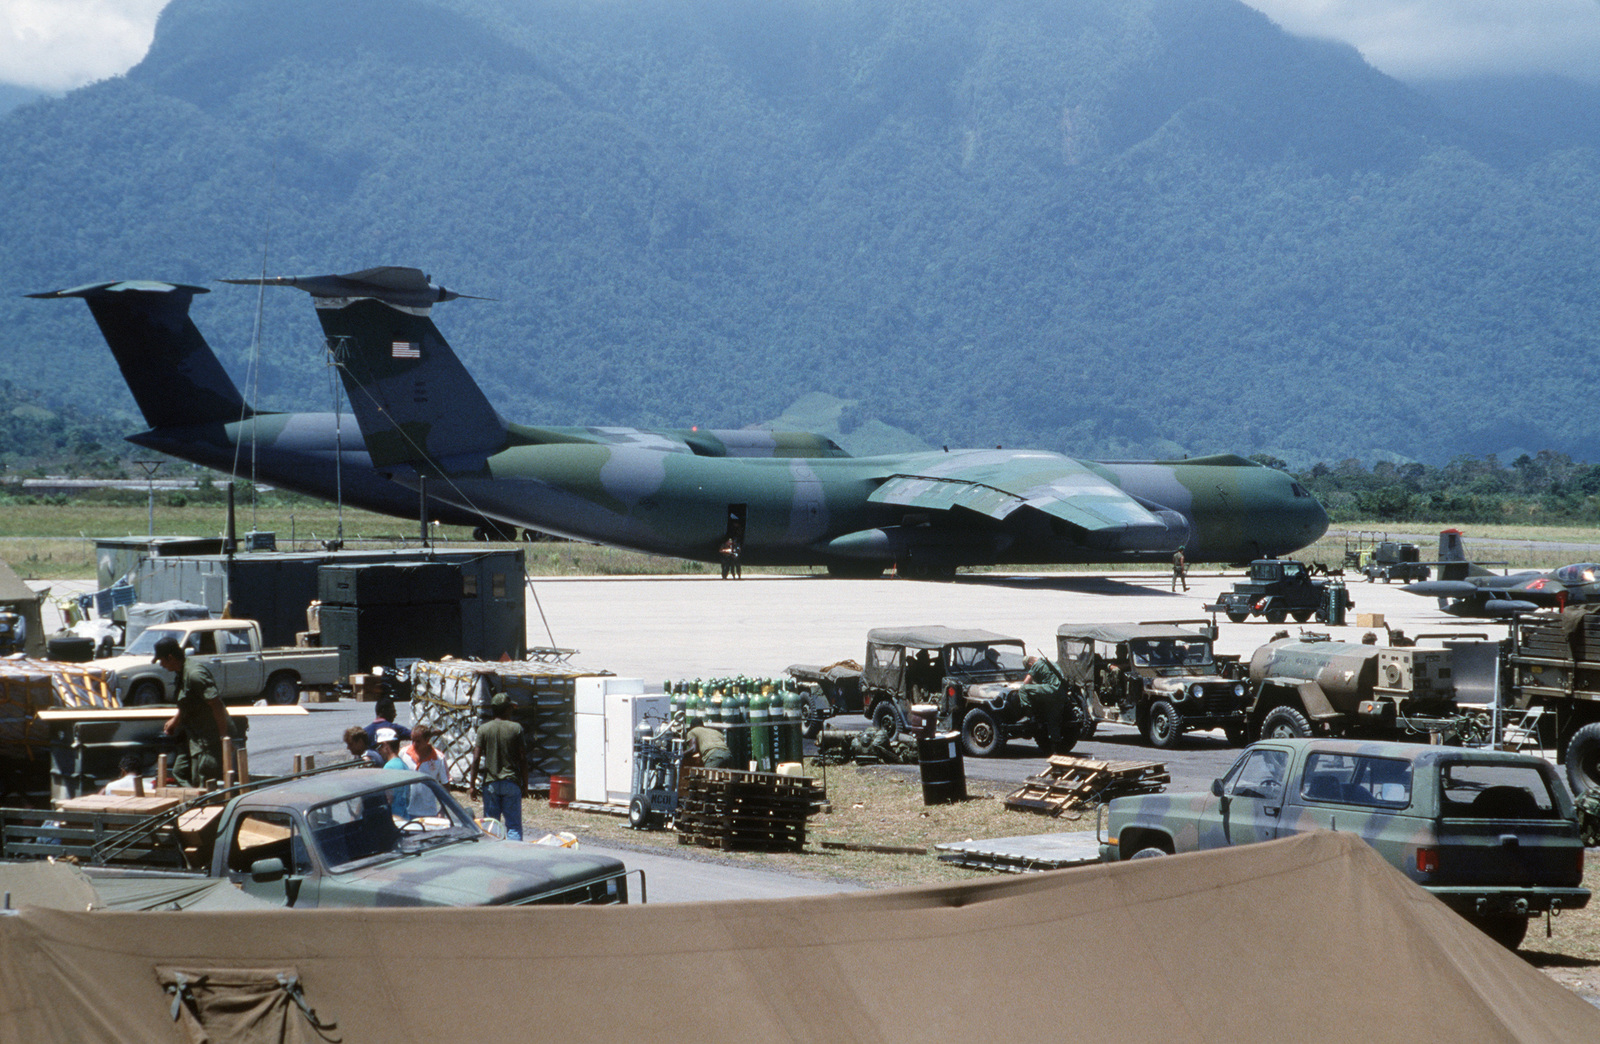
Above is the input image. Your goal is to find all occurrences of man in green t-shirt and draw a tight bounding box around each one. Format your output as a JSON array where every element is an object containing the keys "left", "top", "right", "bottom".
[
  {"left": 470, "top": 693, "right": 528, "bottom": 840},
  {"left": 156, "top": 636, "right": 233, "bottom": 787},
  {"left": 685, "top": 720, "right": 735, "bottom": 770}
]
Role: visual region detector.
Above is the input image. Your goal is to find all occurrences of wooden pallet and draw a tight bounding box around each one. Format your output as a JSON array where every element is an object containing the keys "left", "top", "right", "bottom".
[
  {"left": 1003, "top": 755, "right": 1169, "bottom": 817},
  {"left": 675, "top": 768, "right": 823, "bottom": 851}
]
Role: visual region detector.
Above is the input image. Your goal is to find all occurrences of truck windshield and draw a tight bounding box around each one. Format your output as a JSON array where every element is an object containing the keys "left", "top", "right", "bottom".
[
  {"left": 124, "top": 627, "right": 177, "bottom": 657},
  {"left": 948, "top": 645, "right": 1022, "bottom": 675},
  {"left": 306, "top": 779, "right": 479, "bottom": 870},
  {"left": 1129, "top": 639, "right": 1211, "bottom": 668}
]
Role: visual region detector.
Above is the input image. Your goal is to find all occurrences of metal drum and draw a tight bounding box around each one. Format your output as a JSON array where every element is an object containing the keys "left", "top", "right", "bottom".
[{"left": 918, "top": 731, "right": 965, "bottom": 805}]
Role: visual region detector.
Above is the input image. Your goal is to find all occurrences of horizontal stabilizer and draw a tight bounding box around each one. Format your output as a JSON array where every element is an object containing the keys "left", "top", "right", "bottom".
[{"left": 222, "top": 267, "right": 490, "bottom": 309}]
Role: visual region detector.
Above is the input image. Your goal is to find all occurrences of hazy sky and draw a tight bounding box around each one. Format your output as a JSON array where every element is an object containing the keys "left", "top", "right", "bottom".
[{"left": 2, "top": 0, "right": 1598, "bottom": 93}]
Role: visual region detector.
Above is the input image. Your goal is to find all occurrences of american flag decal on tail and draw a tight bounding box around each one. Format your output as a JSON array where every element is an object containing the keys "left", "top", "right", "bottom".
[{"left": 392, "top": 341, "right": 420, "bottom": 358}]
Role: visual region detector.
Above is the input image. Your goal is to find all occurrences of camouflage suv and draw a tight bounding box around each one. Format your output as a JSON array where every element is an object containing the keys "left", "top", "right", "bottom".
[
  {"left": 861, "top": 627, "right": 1035, "bottom": 757},
  {"left": 1099, "top": 739, "right": 1590, "bottom": 947}
]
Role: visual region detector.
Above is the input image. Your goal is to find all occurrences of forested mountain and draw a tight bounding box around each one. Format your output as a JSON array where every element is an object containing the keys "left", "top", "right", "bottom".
[{"left": 1, "top": 0, "right": 1595, "bottom": 469}]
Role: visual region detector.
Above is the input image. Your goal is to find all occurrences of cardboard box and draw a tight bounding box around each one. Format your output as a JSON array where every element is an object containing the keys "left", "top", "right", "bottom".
[
  {"left": 1357, "top": 613, "right": 1386, "bottom": 628},
  {"left": 347, "top": 673, "right": 382, "bottom": 701}
]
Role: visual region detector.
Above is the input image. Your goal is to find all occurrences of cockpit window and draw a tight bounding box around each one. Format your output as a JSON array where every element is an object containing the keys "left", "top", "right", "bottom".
[
  {"left": 1290, "top": 482, "right": 1312, "bottom": 498},
  {"left": 1554, "top": 564, "right": 1600, "bottom": 585}
]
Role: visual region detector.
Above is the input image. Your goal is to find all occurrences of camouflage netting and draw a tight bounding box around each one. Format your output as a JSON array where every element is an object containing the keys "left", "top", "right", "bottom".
[
  {"left": 0, "top": 659, "right": 117, "bottom": 760},
  {"left": 409, "top": 660, "right": 611, "bottom": 783}
]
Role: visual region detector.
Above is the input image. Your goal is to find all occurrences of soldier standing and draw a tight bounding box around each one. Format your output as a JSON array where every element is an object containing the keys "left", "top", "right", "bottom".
[
  {"left": 1172, "top": 547, "right": 1189, "bottom": 592},
  {"left": 1019, "top": 654, "right": 1069, "bottom": 755},
  {"left": 155, "top": 636, "right": 233, "bottom": 787},
  {"left": 470, "top": 694, "right": 528, "bottom": 840}
]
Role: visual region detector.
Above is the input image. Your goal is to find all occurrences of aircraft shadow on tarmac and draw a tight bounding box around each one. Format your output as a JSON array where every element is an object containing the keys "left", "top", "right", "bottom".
[{"left": 790, "top": 573, "right": 1178, "bottom": 596}]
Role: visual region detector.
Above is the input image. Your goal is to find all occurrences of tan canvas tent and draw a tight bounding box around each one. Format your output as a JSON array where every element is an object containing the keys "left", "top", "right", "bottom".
[{"left": 0, "top": 831, "right": 1595, "bottom": 1042}]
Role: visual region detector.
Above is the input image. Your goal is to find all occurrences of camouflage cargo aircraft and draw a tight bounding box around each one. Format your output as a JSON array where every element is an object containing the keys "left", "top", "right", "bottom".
[
  {"left": 230, "top": 267, "right": 1329, "bottom": 577},
  {"left": 32, "top": 277, "right": 846, "bottom": 539}
]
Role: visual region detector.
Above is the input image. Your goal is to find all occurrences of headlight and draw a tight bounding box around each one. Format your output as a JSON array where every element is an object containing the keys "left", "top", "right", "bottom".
[
  {"left": 1233, "top": 683, "right": 1246, "bottom": 697},
  {"left": 1188, "top": 683, "right": 1204, "bottom": 699}
]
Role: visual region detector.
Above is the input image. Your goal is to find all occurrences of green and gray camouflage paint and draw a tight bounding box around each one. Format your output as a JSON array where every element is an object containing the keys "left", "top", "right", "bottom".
[
  {"left": 1101, "top": 738, "right": 1588, "bottom": 944},
  {"left": 228, "top": 267, "right": 1330, "bottom": 574}
]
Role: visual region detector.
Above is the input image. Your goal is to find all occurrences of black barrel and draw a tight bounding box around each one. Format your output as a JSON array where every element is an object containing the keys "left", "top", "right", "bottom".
[{"left": 918, "top": 731, "right": 966, "bottom": 805}]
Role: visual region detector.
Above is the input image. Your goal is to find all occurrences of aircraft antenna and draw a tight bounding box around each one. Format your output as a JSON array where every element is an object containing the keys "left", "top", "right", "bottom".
[{"left": 326, "top": 339, "right": 348, "bottom": 545}]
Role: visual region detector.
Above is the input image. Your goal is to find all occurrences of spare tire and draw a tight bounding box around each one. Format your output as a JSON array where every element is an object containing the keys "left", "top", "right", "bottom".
[{"left": 1565, "top": 722, "right": 1600, "bottom": 797}]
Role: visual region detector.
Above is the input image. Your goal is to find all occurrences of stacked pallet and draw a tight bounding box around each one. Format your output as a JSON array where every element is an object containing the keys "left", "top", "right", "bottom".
[
  {"left": 675, "top": 768, "right": 824, "bottom": 852},
  {"left": 1004, "top": 755, "right": 1169, "bottom": 817}
]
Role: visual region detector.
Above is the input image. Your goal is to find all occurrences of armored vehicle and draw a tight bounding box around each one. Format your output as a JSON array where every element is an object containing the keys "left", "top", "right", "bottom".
[
  {"left": 1099, "top": 738, "right": 1590, "bottom": 948},
  {"left": 1247, "top": 635, "right": 1465, "bottom": 742},
  {"left": 861, "top": 627, "right": 1036, "bottom": 757},
  {"left": 1205, "top": 559, "right": 1351, "bottom": 625},
  {"left": 1056, "top": 623, "right": 1249, "bottom": 748},
  {"left": 1362, "top": 540, "right": 1430, "bottom": 583}
]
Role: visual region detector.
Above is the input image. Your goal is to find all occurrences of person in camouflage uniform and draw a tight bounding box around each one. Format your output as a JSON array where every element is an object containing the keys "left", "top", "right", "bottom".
[
  {"left": 1019, "top": 654, "right": 1070, "bottom": 754},
  {"left": 156, "top": 636, "right": 233, "bottom": 787}
]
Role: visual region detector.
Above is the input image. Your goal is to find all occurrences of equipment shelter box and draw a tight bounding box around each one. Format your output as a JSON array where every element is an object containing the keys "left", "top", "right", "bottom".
[{"left": 132, "top": 548, "right": 526, "bottom": 654}]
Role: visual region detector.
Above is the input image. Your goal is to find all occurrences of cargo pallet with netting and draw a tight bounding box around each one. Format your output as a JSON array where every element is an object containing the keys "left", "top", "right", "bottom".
[{"left": 675, "top": 768, "right": 824, "bottom": 851}]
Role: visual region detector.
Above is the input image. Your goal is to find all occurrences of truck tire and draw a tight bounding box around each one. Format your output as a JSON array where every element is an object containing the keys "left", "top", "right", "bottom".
[
  {"left": 1467, "top": 913, "right": 1529, "bottom": 950},
  {"left": 1263, "top": 608, "right": 1288, "bottom": 625},
  {"left": 1565, "top": 722, "right": 1600, "bottom": 796},
  {"left": 1225, "top": 610, "right": 1250, "bottom": 624},
  {"left": 1290, "top": 609, "right": 1313, "bottom": 623},
  {"left": 1129, "top": 847, "right": 1168, "bottom": 860},
  {"left": 959, "top": 707, "right": 1004, "bottom": 758},
  {"left": 872, "top": 701, "right": 905, "bottom": 736},
  {"left": 800, "top": 690, "right": 827, "bottom": 740},
  {"left": 1146, "top": 699, "right": 1183, "bottom": 749},
  {"left": 263, "top": 672, "right": 301, "bottom": 706},
  {"left": 127, "top": 680, "right": 165, "bottom": 706},
  {"left": 1261, "top": 705, "right": 1312, "bottom": 739}
]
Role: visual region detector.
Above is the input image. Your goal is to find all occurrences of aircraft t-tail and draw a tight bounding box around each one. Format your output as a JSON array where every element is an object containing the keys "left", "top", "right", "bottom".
[
  {"left": 229, "top": 267, "right": 1329, "bottom": 577},
  {"left": 1403, "top": 529, "right": 1600, "bottom": 617},
  {"left": 33, "top": 274, "right": 847, "bottom": 539}
]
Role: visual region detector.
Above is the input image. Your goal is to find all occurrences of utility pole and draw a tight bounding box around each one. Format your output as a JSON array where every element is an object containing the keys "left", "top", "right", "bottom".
[{"left": 134, "top": 460, "right": 162, "bottom": 537}]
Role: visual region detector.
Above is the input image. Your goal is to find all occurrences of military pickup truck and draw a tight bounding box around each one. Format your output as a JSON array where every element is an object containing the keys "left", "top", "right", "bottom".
[
  {"left": 1099, "top": 738, "right": 1589, "bottom": 948},
  {"left": 0, "top": 766, "right": 633, "bottom": 907},
  {"left": 1205, "top": 559, "right": 1351, "bottom": 625},
  {"left": 97, "top": 618, "right": 340, "bottom": 706}
]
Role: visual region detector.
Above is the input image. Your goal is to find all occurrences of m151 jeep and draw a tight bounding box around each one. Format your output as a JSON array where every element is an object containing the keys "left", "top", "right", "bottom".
[
  {"left": 1205, "top": 558, "right": 1352, "bottom": 625},
  {"left": 860, "top": 627, "right": 1038, "bottom": 758},
  {"left": 1056, "top": 623, "right": 1249, "bottom": 749}
]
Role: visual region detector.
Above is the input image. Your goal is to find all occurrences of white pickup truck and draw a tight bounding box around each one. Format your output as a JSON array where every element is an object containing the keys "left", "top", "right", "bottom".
[{"left": 97, "top": 619, "right": 341, "bottom": 706}]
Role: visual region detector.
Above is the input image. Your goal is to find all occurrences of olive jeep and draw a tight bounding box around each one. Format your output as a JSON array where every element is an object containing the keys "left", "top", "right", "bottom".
[
  {"left": 861, "top": 627, "right": 1038, "bottom": 758},
  {"left": 1055, "top": 623, "right": 1249, "bottom": 749}
]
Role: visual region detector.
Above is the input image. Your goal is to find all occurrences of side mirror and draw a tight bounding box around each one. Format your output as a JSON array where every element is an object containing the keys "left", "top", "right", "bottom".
[
  {"left": 249, "top": 857, "right": 286, "bottom": 883},
  {"left": 1210, "top": 779, "right": 1225, "bottom": 798}
]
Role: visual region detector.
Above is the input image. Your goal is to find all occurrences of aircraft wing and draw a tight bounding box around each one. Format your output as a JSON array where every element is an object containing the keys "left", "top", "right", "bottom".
[{"left": 868, "top": 451, "right": 1179, "bottom": 545}]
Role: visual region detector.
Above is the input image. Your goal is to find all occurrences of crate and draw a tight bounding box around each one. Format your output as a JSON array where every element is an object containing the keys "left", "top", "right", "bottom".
[{"left": 1357, "top": 613, "right": 1385, "bottom": 628}]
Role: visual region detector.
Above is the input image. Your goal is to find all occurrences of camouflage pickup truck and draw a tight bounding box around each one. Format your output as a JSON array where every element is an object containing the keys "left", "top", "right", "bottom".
[
  {"left": 2, "top": 767, "right": 632, "bottom": 907},
  {"left": 1099, "top": 739, "right": 1589, "bottom": 948}
]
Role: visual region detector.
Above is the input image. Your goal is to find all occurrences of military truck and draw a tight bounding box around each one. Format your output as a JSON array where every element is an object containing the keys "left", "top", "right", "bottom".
[
  {"left": 1504, "top": 610, "right": 1600, "bottom": 796},
  {"left": 859, "top": 627, "right": 1039, "bottom": 757},
  {"left": 1245, "top": 635, "right": 1469, "bottom": 742},
  {"left": 1099, "top": 738, "right": 1590, "bottom": 948},
  {"left": 1361, "top": 540, "right": 1429, "bottom": 583},
  {"left": 1204, "top": 559, "right": 1351, "bottom": 625},
  {"left": 1055, "top": 623, "right": 1250, "bottom": 748},
  {"left": 96, "top": 618, "right": 340, "bottom": 706},
  {"left": 0, "top": 766, "right": 633, "bottom": 907}
]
